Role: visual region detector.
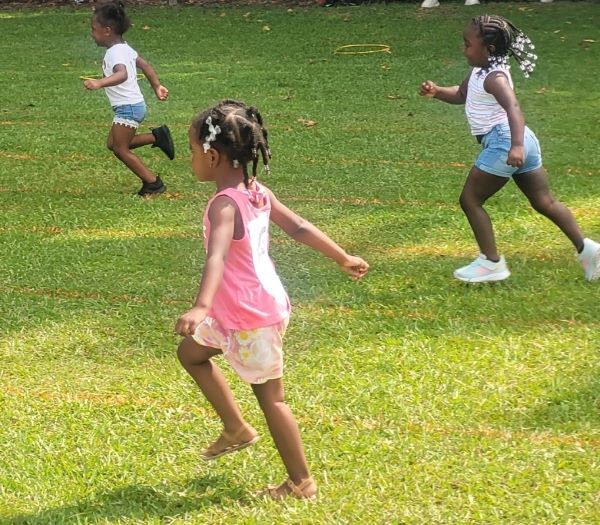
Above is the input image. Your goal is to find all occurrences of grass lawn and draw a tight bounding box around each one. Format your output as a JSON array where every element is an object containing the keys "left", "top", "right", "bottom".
[{"left": 1, "top": 2, "right": 599, "bottom": 523}]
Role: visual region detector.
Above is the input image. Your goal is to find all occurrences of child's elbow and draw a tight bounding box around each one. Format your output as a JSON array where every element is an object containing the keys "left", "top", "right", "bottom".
[{"left": 288, "top": 218, "right": 309, "bottom": 238}]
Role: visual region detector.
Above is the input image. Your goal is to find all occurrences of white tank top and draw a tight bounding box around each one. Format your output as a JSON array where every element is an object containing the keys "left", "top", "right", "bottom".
[{"left": 465, "top": 66, "right": 513, "bottom": 136}]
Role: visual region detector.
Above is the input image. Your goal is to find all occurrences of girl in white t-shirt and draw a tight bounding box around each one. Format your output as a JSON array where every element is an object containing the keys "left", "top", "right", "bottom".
[{"left": 84, "top": 1, "right": 174, "bottom": 196}]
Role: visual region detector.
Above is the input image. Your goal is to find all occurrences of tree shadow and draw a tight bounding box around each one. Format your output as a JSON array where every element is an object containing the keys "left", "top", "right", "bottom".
[
  {"left": 524, "top": 372, "right": 600, "bottom": 432},
  {"left": 2, "top": 475, "right": 248, "bottom": 525}
]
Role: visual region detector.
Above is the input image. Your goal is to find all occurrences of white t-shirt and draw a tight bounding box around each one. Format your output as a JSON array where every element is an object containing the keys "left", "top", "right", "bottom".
[
  {"left": 102, "top": 42, "right": 144, "bottom": 107},
  {"left": 465, "top": 66, "right": 513, "bottom": 136}
]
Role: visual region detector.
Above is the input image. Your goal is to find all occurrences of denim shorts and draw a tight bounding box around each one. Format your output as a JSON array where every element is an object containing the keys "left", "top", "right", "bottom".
[
  {"left": 475, "top": 123, "right": 542, "bottom": 178},
  {"left": 112, "top": 102, "right": 146, "bottom": 129}
]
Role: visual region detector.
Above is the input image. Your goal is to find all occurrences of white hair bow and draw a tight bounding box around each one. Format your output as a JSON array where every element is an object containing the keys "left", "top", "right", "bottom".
[{"left": 203, "top": 116, "right": 221, "bottom": 153}]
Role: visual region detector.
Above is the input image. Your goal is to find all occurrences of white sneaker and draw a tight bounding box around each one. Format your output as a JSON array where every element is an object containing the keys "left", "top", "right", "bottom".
[
  {"left": 454, "top": 254, "right": 511, "bottom": 283},
  {"left": 420, "top": 0, "right": 440, "bottom": 7},
  {"left": 464, "top": 0, "right": 480, "bottom": 5},
  {"left": 578, "top": 238, "right": 600, "bottom": 281}
]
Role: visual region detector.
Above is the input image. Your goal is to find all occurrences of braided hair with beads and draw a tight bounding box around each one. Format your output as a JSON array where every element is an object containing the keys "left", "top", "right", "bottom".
[
  {"left": 471, "top": 15, "right": 538, "bottom": 78},
  {"left": 192, "top": 100, "right": 272, "bottom": 188}
]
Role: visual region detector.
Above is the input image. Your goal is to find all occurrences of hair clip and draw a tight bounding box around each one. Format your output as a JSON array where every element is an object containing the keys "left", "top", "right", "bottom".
[{"left": 203, "top": 116, "right": 221, "bottom": 153}]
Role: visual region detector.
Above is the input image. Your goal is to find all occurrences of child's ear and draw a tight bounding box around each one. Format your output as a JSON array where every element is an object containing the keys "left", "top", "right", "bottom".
[
  {"left": 208, "top": 148, "right": 220, "bottom": 168},
  {"left": 488, "top": 44, "right": 496, "bottom": 54}
]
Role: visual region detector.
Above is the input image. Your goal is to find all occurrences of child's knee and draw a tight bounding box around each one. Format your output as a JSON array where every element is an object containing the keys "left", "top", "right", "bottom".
[
  {"left": 176, "top": 337, "right": 195, "bottom": 365},
  {"left": 459, "top": 189, "right": 487, "bottom": 211},
  {"left": 111, "top": 146, "right": 129, "bottom": 160},
  {"left": 253, "top": 380, "right": 285, "bottom": 407},
  {"left": 530, "top": 196, "right": 555, "bottom": 215},
  {"left": 458, "top": 191, "right": 472, "bottom": 210},
  {"left": 177, "top": 337, "right": 217, "bottom": 367}
]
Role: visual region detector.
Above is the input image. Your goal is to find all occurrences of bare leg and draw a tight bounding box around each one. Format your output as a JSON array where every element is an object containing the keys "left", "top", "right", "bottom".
[
  {"left": 513, "top": 167, "right": 584, "bottom": 251},
  {"left": 130, "top": 132, "right": 155, "bottom": 149},
  {"left": 177, "top": 337, "right": 251, "bottom": 436},
  {"left": 106, "top": 124, "right": 158, "bottom": 184},
  {"left": 106, "top": 128, "right": 156, "bottom": 151},
  {"left": 107, "top": 129, "right": 154, "bottom": 150},
  {"left": 252, "top": 378, "right": 311, "bottom": 487},
  {"left": 459, "top": 166, "right": 510, "bottom": 261}
]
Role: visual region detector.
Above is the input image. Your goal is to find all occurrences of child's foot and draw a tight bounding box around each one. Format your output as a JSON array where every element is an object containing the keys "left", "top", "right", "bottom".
[
  {"left": 151, "top": 125, "right": 175, "bottom": 160},
  {"left": 578, "top": 238, "right": 600, "bottom": 281},
  {"left": 454, "top": 254, "right": 510, "bottom": 283},
  {"left": 201, "top": 424, "right": 260, "bottom": 461},
  {"left": 264, "top": 477, "right": 317, "bottom": 500},
  {"left": 137, "top": 176, "right": 166, "bottom": 197}
]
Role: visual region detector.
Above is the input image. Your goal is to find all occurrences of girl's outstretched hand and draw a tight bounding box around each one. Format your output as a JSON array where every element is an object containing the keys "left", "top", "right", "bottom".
[
  {"left": 155, "top": 85, "right": 169, "bottom": 101},
  {"left": 175, "top": 306, "right": 207, "bottom": 336},
  {"left": 419, "top": 80, "right": 438, "bottom": 97},
  {"left": 340, "top": 255, "right": 369, "bottom": 280}
]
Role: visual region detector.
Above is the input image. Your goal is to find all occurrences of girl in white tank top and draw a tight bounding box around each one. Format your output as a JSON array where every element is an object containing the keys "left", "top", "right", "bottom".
[{"left": 419, "top": 15, "right": 600, "bottom": 283}]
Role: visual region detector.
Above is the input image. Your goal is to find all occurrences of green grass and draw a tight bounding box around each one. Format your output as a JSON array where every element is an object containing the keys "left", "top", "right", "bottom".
[{"left": 1, "top": 2, "right": 599, "bottom": 523}]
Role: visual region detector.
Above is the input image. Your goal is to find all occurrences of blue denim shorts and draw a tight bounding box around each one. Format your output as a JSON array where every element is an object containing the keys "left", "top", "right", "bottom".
[
  {"left": 112, "top": 102, "right": 146, "bottom": 129},
  {"left": 475, "top": 124, "right": 542, "bottom": 178}
]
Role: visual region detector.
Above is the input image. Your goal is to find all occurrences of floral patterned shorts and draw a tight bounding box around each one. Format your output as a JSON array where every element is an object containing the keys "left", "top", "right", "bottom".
[{"left": 192, "top": 316, "right": 289, "bottom": 384}]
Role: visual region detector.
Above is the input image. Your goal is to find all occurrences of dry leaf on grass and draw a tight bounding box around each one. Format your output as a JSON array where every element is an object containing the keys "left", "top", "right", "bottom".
[{"left": 298, "top": 117, "right": 317, "bottom": 128}]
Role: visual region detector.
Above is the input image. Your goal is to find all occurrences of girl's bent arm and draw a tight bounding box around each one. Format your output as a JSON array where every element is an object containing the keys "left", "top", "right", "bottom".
[
  {"left": 83, "top": 64, "right": 127, "bottom": 90},
  {"left": 175, "top": 197, "right": 236, "bottom": 335},
  {"left": 137, "top": 55, "right": 169, "bottom": 101},
  {"left": 484, "top": 72, "right": 525, "bottom": 167},
  {"left": 268, "top": 189, "right": 369, "bottom": 279}
]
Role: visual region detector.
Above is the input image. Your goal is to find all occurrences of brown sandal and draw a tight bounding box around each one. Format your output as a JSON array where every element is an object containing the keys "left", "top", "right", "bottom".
[
  {"left": 201, "top": 424, "right": 260, "bottom": 461},
  {"left": 265, "top": 477, "right": 317, "bottom": 500}
]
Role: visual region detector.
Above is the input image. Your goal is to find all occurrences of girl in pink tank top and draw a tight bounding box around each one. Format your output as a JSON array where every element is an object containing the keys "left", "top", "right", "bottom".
[{"left": 175, "top": 100, "right": 369, "bottom": 500}]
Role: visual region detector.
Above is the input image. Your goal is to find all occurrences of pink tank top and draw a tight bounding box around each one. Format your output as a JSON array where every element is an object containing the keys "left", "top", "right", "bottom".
[{"left": 203, "top": 183, "right": 291, "bottom": 330}]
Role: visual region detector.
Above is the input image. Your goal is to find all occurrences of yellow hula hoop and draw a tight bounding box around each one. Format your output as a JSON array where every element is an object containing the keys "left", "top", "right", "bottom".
[
  {"left": 334, "top": 44, "right": 391, "bottom": 55},
  {"left": 80, "top": 73, "right": 145, "bottom": 80}
]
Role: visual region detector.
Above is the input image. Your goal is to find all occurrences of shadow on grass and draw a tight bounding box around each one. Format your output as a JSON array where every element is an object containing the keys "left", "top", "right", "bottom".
[
  {"left": 525, "top": 373, "right": 600, "bottom": 432},
  {"left": 2, "top": 476, "right": 247, "bottom": 525}
]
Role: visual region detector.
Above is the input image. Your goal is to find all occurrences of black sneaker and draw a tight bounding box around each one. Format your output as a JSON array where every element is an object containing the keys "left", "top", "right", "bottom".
[
  {"left": 138, "top": 176, "right": 166, "bottom": 197},
  {"left": 151, "top": 125, "right": 175, "bottom": 160}
]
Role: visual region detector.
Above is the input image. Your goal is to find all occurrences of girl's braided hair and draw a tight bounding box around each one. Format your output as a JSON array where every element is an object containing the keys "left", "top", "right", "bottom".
[
  {"left": 472, "top": 15, "right": 537, "bottom": 77},
  {"left": 192, "top": 100, "right": 272, "bottom": 188},
  {"left": 94, "top": 1, "right": 131, "bottom": 36}
]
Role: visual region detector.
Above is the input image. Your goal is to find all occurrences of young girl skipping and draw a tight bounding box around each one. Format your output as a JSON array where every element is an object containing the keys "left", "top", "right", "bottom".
[
  {"left": 84, "top": 1, "right": 174, "bottom": 196},
  {"left": 420, "top": 15, "right": 600, "bottom": 282},
  {"left": 175, "top": 99, "right": 369, "bottom": 499}
]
